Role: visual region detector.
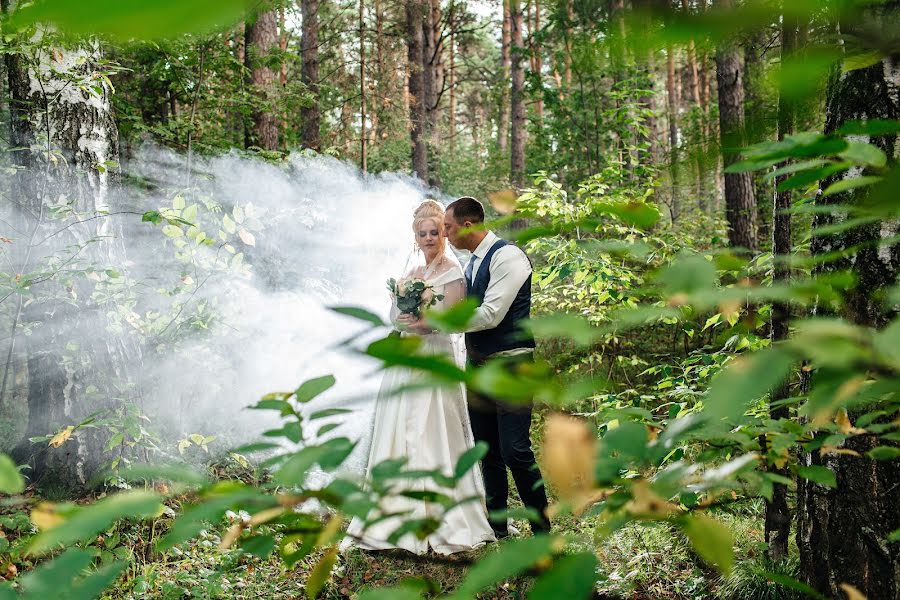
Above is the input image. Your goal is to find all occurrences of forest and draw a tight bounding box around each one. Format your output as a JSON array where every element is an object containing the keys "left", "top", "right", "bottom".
[{"left": 0, "top": 0, "right": 898, "bottom": 598}]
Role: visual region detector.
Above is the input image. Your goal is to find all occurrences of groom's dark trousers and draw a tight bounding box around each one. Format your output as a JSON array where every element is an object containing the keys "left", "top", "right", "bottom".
[{"left": 467, "top": 357, "right": 549, "bottom": 537}]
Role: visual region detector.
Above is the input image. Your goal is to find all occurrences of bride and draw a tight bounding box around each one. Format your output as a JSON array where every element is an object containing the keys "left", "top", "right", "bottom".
[{"left": 343, "top": 200, "right": 496, "bottom": 554}]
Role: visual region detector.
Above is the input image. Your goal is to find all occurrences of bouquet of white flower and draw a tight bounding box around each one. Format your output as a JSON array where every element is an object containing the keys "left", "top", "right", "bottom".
[{"left": 387, "top": 277, "right": 443, "bottom": 317}]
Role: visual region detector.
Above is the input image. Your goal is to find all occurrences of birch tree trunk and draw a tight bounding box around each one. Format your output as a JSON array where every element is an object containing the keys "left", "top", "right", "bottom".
[{"left": 6, "top": 33, "right": 139, "bottom": 489}]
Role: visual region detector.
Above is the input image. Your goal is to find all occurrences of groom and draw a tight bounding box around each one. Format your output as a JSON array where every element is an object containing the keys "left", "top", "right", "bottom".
[{"left": 443, "top": 196, "right": 550, "bottom": 538}]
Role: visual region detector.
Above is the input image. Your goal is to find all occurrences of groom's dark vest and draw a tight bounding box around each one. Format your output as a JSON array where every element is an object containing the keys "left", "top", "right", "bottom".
[{"left": 465, "top": 239, "right": 536, "bottom": 364}]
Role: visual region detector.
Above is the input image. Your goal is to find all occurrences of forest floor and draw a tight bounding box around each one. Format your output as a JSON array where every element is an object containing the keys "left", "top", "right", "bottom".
[{"left": 53, "top": 499, "right": 798, "bottom": 600}]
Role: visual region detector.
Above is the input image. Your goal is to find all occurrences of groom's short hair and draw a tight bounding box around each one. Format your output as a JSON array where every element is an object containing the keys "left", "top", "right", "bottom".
[{"left": 446, "top": 196, "right": 484, "bottom": 224}]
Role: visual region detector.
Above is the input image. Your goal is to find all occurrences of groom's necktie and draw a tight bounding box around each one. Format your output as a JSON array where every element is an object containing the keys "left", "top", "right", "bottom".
[{"left": 464, "top": 255, "right": 476, "bottom": 290}]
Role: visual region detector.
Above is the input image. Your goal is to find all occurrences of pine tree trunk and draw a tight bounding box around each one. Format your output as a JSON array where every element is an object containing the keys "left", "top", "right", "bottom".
[
  {"left": 764, "top": 11, "right": 797, "bottom": 563},
  {"left": 530, "top": 0, "right": 543, "bottom": 127},
  {"left": 247, "top": 8, "right": 280, "bottom": 151},
  {"left": 423, "top": 0, "right": 442, "bottom": 187},
  {"left": 510, "top": 0, "right": 526, "bottom": 186},
  {"left": 6, "top": 34, "right": 140, "bottom": 489},
  {"left": 406, "top": 0, "right": 428, "bottom": 181},
  {"left": 498, "top": 0, "right": 512, "bottom": 155},
  {"left": 714, "top": 0, "right": 756, "bottom": 251},
  {"left": 798, "top": 6, "right": 900, "bottom": 596},
  {"left": 301, "top": 0, "right": 321, "bottom": 151}
]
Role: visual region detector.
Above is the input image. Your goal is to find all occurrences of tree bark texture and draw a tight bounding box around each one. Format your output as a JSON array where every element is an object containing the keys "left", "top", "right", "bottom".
[
  {"left": 510, "top": 0, "right": 526, "bottom": 186},
  {"left": 764, "top": 11, "right": 797, "bottom": 563},
  {"left": 6, "top": 35, "right": 139, "bottom": 489},
  {"left": 246, "top": 8, "right": 280, "bottom": 151},
  {"left": 301, "top": 0, "right": 321, "bottom": 151},
  {"left": 714, "top": 0, "right": 756, "bottom": 251},
  {"left": 799, "top": 6, "right": 900, "bottom": 595},
  {"left": 406, "top": 0, "right": 428, "bottom": 181},
  {"left": 498, "top": 0, "right": 512, "bottom": 155}
]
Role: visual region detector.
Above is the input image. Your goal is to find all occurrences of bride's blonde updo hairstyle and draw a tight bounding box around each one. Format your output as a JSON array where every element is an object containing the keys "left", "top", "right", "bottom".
[{"left": 412, "top": 199, "right": 446, "bottom": 258}]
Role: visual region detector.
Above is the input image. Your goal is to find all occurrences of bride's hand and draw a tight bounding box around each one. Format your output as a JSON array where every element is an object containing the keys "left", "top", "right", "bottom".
[{"left": 397, "top": 314, "right": 432, "bottom": 334}]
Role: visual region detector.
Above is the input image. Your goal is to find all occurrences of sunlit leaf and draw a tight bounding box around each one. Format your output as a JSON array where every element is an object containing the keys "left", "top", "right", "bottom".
[
  {"left": 796, "top": 465, "right": 837, "bottom": 488},
  {"left": 681, "top": 513, "right": 734, "bottom": 575},
  {"left": 822, "top": 176, "right": 883, "bottom": 197},
  {"left": 0, "top": 454, "right": 24, "bottom": 495},
  {"left": 306, "top": 546, "right": 338, "bottom": 599},
  {"left": 28, "top": 491, "right": 164, "bottom": 555}
]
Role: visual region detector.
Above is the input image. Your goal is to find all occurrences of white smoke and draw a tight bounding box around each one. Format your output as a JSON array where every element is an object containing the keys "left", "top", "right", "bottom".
[{"left": 3, "top": 144, "right": 436, "bottom": 473}]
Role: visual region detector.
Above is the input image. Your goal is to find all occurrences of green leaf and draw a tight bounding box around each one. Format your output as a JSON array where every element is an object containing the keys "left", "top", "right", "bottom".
[
  {"left": 275, "top": 438, "right": 356, "bottom": 485},
  {"left": 357, "top": 585, "right": 424, "bottom": 600},
  {"left": 529, "top": 552, "right": 599, "bottom": 600},
  {"left": 454, "top": 535, "right": 558, "bottom": 597},
  {"left": 837, "top": 120, "right": 900, "bottom": 136},
  {"left": 158, "top": 485, "right": 263, "bottom": 550},
  {"left": 602, "top": 421, "right": 648, "bottom": 461},
  {"left": 306, "top": 546, "right": 338, "bottom": 599},
  {"left": 526, "top": 314, "right": 603, "bottom": 347},
  {"left": 842, "top": 51, "right": 884, "bottom": 73},
  {"left": 796, "top": 465, "right": 837, "bottom": 488},
  {"left": 10, "top": 0, "right": 253, "bottom": 40},
  {"left": 681, "top": 513, "right": 734, "bottom": 575},
  {"left": 425, "top": 298, "right": 479, "bottom": 332},
  {"left": 0, "top": 454, "right": 25, "bottom": 495},
  {"left": 28, "top": 491, "right": 163, "bottom": 555},
  {"left": 329, "top": 306, "right": 385, "bottom": 327},
  {"left": 874, "top": 317, "right": 900, "bottom": 368},
  {"left": 888, "top": 528, "right": 900, "bottom": 543},
  {"left": 867, "top": 447, "right": 900, "bottom": 461},
  {"left": 120, "top": 463, "right": 209, "bottom": 486},
  {"left": 454, "top": 442, "right": 488, "bottom": 480},
  {"left": 162, "top": 224, "right": 183, "bottom": 237},
  {"left": 839, "top": 141, "right": 888, "bottom": 168},
  {"left": 251, "top": 398, "right": 295, "bottom": 416},
  {"left": 241, "top": 534, "right": 276, "bottom": 558},
  {"left": 702, "top": 348, "right": 794, "bottom": 423},
  {"left": 777, "top": 164, "right": 848, "bottom": 192},
  {"left": 141, "top": 210, "right": 162, "bottom": 224},
  {"left": 309, "top": 408, "right": 353, "bottom": 420},
  {"left": 761, "top": 572, "right": 829, "bottom": 600},
  {"left": 295, "top": 375, "right": 337, "bottom": 403}
]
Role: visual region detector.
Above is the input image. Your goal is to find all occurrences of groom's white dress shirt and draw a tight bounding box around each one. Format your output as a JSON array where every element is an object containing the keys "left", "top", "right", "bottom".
[{"left": 466, "top": 231, "right": 532, "bottom": 341}]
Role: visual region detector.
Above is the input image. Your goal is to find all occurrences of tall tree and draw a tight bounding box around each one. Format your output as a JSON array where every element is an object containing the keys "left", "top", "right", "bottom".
[
  {"left": 6, "top": 33, "right": 140, "bottom": 488},
  {"left": 764, "top": 8, "right": 798, "bottom": 563},
  {"left": 510, "top": 0, "right": 526, "bottom": 185},
  {"left": 246, "top": 7, "right": 280, "bottom": 151},
  {"left": 406, "top": 0, "right": 428, "bottom": 180},
  {"left": 300, "top": 0, "right": 321, "bottom": 151},
  {"left": 498, "top": 0, "right": 512, "bottom": 155},
  {"left": 714, "top": 0, "right": 756, "bottom": 250},
  {"left": 798, "top": 4, "right": 900, "bottom": 596}
]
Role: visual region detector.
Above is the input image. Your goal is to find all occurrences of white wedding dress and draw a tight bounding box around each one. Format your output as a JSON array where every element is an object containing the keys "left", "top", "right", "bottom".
[{"left": 343, "top": 256, "right": 496, "bottom": 554}]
